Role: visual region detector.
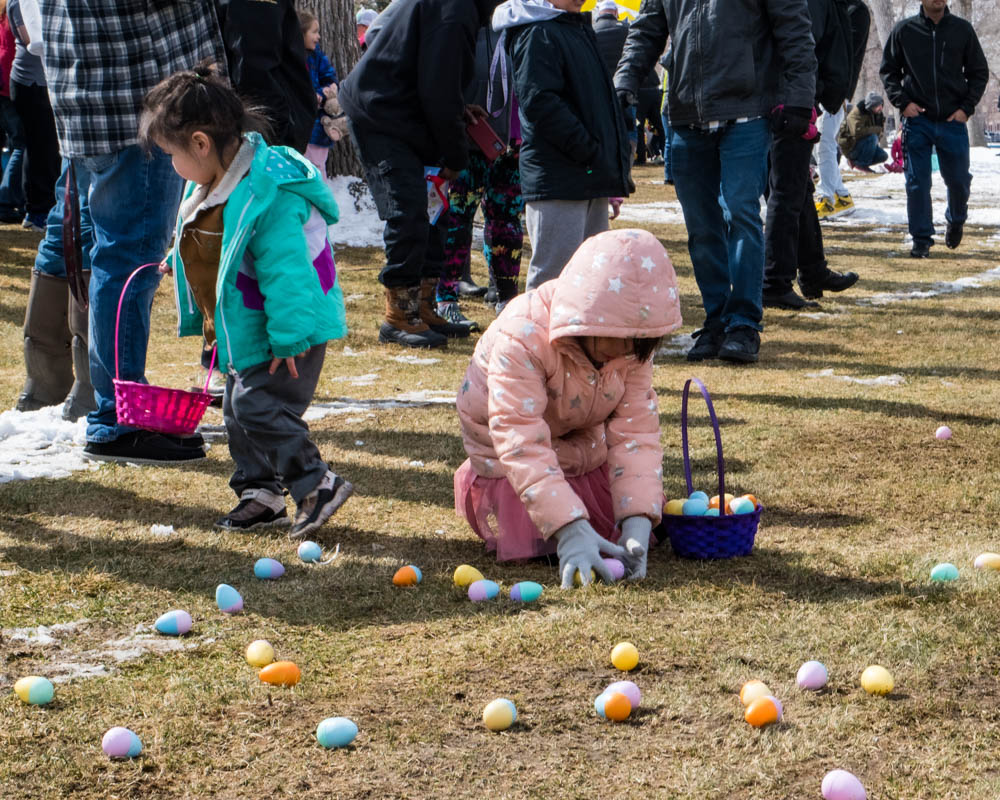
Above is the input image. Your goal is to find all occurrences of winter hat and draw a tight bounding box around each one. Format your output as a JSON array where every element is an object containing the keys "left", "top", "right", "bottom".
[
  {"left": 596, "top": 0, "right": 619, "bottom": 15},
  {"left": 356, "top": 8, "right": 378, "bottom": 26},
  {"left": 865, "top": 92, "right": 884, "bottom": 109}
]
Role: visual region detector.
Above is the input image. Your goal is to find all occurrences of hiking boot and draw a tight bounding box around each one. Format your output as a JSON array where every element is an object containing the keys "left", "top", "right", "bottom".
[
  {"left": 419, "top": 278, "right": 470, "bottom": 338},
  {"left": 291, "top": 471, "right": 354, "bottom": 539},
  {"left": 763, "top": 289, "right": 820, "bottom": 310},
  {"left": 437, "top": 301, "right": 480, "bottom": 332},
  {"left": 686, "top": 326, "right": 724, "bottom": 362},
  {"left": 945, "top": 222, "right": 964, "bottom": 250},
  {"left": 379, "top": 285, "right": 447, "bottom": 349},
  {"left": 17, "top": 271, "right": 73, "bottom": 411},
  {"left": 815, "top": 197, "right": 836, "bottom": 219},
  {"left": 718, "top": 327, "right": 760, "bottom": 364},
  {"left": 83, "top": 430, "right": 206, "bottom": 465},
  {"left": 215, "top": 488, "right": 290, "bottom": 531},
  {"left": 910, "top": 241, "right": 931, "bottom": 259},
  {"left": 798, "top": 269, "right": 859, "bottom": 299}
]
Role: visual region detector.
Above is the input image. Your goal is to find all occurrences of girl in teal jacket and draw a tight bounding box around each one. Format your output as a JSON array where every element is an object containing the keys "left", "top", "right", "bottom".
[{"left": 140, "top": 63, "right": 353, "bottom": 538}]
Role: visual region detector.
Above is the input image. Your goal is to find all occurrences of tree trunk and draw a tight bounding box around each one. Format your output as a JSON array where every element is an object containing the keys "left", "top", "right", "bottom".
[{"left": 302, "top": 0, "right": 363, "bottom": 177}]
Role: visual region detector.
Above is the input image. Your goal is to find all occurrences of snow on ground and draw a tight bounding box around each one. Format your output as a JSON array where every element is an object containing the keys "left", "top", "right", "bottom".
[
  {"left": 806, "top": 369, "right": 906, "bottom": 386},
  {"left": 859, "top": 265, "right": 1000, "bottom": 306},
  {"left": 0, "top": 406, "right": 95, "bottom": 485},
  {"left": 327, "top": 177, "right": 383, "bottom": 248}
]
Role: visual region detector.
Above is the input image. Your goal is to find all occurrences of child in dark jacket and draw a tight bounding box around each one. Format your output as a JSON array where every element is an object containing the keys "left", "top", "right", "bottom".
[
  {"left": 493, "top": 0, "right": 631, "bottom": 291},
  {"left": 299, "top": 10, "right": 339, "bottom": 173}
]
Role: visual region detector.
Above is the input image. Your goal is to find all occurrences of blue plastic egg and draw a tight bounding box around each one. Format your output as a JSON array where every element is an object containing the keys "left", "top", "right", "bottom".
[
  {"left": 298, "top": 541, "right": 322, "bottom": 563},
  {"left": 215, "top": 584, "right": 244, "bottom": 614},
  {"left": 316, "top": 717, "right": 358, "bottom": 748},
  {"left": 509, "top": 581, "right": 544, "bottom": 602},
  {"left": 729, "top": 497, "right": 754, "bottom": 514},
  {"left": 154, "top": 609, "right": 192, "bottom": 636},
  {"left": 689, "top": 491, "right": 709, "bottom": 503},
  {"left": 930, "top": 562, "right": 959, "bottom": 582},
  {"left": 704, "top": 507, "right": 720, "bottom": 517},
  {"left": 254, "top": 557, "right": 285, "bottom": 579},
  {"left": 468, "top": 579, "right": 500, "bottom": 602},
  {"left": 682, "top": 498, "right": 709, "bottom": 516}
]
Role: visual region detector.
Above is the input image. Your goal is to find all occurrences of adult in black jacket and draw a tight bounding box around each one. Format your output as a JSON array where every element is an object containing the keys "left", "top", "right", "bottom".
[
  {"left": 592, "top": 1, "right": 628, "bottom": 79},
  {"left": 219, "top": 0, "right": 315, "bottom": 152},
  {"left": 880, "top": 0, "right": 988, "bottom": 257},
  {"left": 614, "top": 0, "right": 817, "bottom": 364},
  {"left": 340, "top": 0, "right": 498, "bottom": 349}
]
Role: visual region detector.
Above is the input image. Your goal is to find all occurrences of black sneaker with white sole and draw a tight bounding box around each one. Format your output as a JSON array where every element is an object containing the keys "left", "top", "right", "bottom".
[
  {"left": 215, "top": 489, "right": 290, "bottom": 531},
  {"left": 290, "top": 471, "right": 354, "bottom": 539},
  {"left": 83, "top": 430, "right": 206, "bottom": 465}
]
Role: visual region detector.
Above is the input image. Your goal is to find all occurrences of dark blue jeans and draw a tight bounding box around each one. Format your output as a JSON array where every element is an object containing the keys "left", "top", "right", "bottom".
[
  {"left": 848, "top": 134, "right": 888, "bottom": 167},
  {"left": 670, "top": 118, "right": 770, "bottom": 332},
  {"left": 0, "top": 96, "right": 25, "bottom": 213},
  {"left": 902, "top": 115, "right": 971, "bottom": 248},
  {"left": 661, "top": 111, "right": 672, "bottom": 182}
]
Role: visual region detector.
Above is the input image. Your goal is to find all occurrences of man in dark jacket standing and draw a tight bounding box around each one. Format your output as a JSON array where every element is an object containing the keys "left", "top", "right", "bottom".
[
  {"left": 341, "top": 0, "right": 498, "bottom": 348},
  {"left": 880, "top": 0, "right": 989, "bottom": 258},
  {"left": 615, "top": 0, "right": 817, "bottom": 363}
]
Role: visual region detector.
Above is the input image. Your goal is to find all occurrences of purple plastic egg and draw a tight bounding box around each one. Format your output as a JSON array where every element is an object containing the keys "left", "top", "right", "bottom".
[
  {"left": 102, "top": 727, "right": 142, "bottom": 758},
  {"left": 821, "top": 769, "right": 867, "bottom": 800},
  {"left": 763, "top": 695, "right": 783, "bottom": 721},
  {"left": 602, "top": 558, "right": 626, "bottom": 581},
  {"left": 604, "top": 680, "right": 641, "bottom": 709},
  {"left": 468, "top": 579, "right": 500, "bottom": 602},
  {"left": 797, "top": 660, "right": 828, "bottom": 690}
]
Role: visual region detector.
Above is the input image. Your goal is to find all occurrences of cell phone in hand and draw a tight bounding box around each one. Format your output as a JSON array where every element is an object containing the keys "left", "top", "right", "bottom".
[{"left": 466, "top": 117, "right": 506, "bottom": 163}]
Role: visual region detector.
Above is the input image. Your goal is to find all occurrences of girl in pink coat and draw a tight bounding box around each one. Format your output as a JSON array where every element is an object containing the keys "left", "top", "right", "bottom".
[{"left": 454, "top": 229, "right": 683, "bottom": 587}]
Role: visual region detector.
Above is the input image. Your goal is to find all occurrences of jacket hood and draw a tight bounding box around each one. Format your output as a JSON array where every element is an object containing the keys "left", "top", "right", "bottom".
[
  {"left": 547, "top": 228, "right": 682, "bottom": 343},
  {"left": 245, "top": 132, "right": 339, "bottom": 226},
  {"left": 492, "top": 0, "right": 564, "bottom": 31}
]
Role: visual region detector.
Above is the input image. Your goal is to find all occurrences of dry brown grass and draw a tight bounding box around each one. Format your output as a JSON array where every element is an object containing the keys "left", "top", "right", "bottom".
[{"left": 3, "top": 165, "right": 1000, "bottom": 799}]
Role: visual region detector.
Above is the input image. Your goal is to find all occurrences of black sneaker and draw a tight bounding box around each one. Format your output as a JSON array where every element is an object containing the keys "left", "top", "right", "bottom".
[
  {"left": 215, "top": 489, "right": 290, "bottom": 531},
  {"left": 456, "top": 279, "right": 488, "bottom": 298},
  {"left": 798, "top": 269, "right": 859, "bottom": 299},
  {"left": 83, "top": 430, "right": 206, "bottom": 465},
  {"left": 290, "top": 471, "right": 355, "bottom": 539},
  {"left": 762, "top": 289, "right": 820, "bottom": 310},
  {"left": 945, "top": 222, "right": 964, "bottom": 249},
  {"left": 910, "top": 241, "right": 931, "bottom": 258},
  {"left": 686, "top": 326, "right": 724, "bottom": 362},
  {"left": 718, "top": 327, "right": 760, "bottom": 364}
]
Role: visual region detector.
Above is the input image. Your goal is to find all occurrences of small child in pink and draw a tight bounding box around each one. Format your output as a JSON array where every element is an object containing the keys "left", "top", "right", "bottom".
[{"left": 454, "top": 229, "right": 682, "bottom": 587}]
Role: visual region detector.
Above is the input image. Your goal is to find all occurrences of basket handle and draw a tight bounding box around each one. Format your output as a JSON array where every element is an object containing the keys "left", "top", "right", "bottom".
[
  {"left": 680, "top": 377, "right": 728, "bottom": 515},
  {"left": 114, "top": 263, "right": 218, "bottom": 393}
]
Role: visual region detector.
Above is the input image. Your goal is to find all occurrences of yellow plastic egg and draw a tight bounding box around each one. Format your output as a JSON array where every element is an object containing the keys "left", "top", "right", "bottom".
[
  {"left": 860, "top": 665, "right": 894, "bottom": 695},
  {"left": 453, "top": 564, "right": 485, "bottom": 588},
  {"left": 573, "top": 568, "right": 597, "bottom": 587},
  {"left": 665, "top": 499, "right": 685, "bottom": 516},
  {"left": 739, "top": 679, "right": 771, "bottom": 707},
  {"left": 482, "top": 698, "right": 517, "bottom": 731},
  {"left": 974, "top": 552, "right": 1000, "bottom": 570},
  {"left": 611, "top": 641, "right": 639, "bottom": 671},
  {"left": 245, "top": 639, "right": 275, "bottom": 668}
]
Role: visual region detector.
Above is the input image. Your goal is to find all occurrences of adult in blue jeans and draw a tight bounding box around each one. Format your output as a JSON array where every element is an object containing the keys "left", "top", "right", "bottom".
[
  {"left": 880, "top": 0, "right": 988, "bottom": 259},
  {"left": 615, "top": 0, "right": 816, "bottom": 363},
  {"left": 34, "top": 0, "right": 227, "bottom": 463}
]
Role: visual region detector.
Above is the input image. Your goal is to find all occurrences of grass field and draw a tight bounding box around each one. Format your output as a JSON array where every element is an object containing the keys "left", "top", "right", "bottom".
[{"left": 3, "top": 165, "right": 1000, "bottom": 799}]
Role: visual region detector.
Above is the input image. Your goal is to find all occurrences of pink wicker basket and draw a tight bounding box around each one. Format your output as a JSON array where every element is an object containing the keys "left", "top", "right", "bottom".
[{"left": 113, "top": 263, "right": 215, "bottom": 436}]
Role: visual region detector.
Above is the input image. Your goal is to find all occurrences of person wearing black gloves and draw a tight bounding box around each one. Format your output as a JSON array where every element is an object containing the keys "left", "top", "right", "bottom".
[
  {"left": 340, "top": 0, "right": 499, "bottom": 348},
  {"left": 614, "top": 0, "right": 816, "bottom": 364},
  {"left": 880, "top": 0, "right": 988, "bottom": 258}
]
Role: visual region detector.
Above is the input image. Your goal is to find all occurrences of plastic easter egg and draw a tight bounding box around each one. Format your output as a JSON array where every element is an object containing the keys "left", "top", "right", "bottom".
[
  {"left": 665, "top": 499, "right": 685, "bottom": 515},
  {"left": 796, "top": 660, "right": 828, "bottom": 691},
  {"left": 764, "top": 695, "right": 783, "bottom": 721},
  {"left": 573, "top": 568, "right": 597, "bottom": 587},
  {"left": 935, "top": 425, "right": 952, "bottom": 440},
  {"left": 259, "top": 660, "right": 301, "bottom": 687},
  {"left": 689, "top": 490, "right": 709, "bottom": 503},
  {"left": 215, "top": 583, "right": 244, "bottom": 614},
  {"left": 13, "top": 676, "right": 54, "bottom": 706},
  {"left": 154, "top": 609, "right": 192, "bottom": 636},
  {"left": 102, "top": 727, "right": 142, "bottom": 758},
  {"left": 605, "top": 680, "right": 641, "bottom": 709},
  {"left": 603, "top": 558, "right": 626, "bottom": 582},
  {"left": 245, "top": 639, "right": 275, "bottom": 668},
  {"left": 468, "top": 579, "right": 500, "bottom": 602},
  {"left": 930, "top": 562, "right": 959, "bottom": 582},
  {"left": 974, "top": 552, "right": 1000, "bottom": 570},
  {"left": 744, "top": 696, "right": 781, "bottom": 727},
  {"left": 393, "top": 565, "right": 422, "bottom": 586},
  {"left": 821, "top": 769, "right": 867, "bottom": 800},
  {"left": 860, "top": 665, "right": 894, "bottom": 695},
  {"left": 729, "top": 497, "right": 755, "bottom": 515},
  {"left": 316, "top": 717, "right": 358, "bottom": 748},
  {"left": 739, "top": 680, "right": 771, "bottom": 707},
  {"left": 741, "top": 494, "right": 760, "bottom": 508},
  {"left": 482, "top": 698, "right": 517, "bottom": 731},
  {"left": 704, "top": 507, "right": 720, "bottom": 517},
  {"left": 453, "top": 564, "right": 485, "bottom": 588},
  {"left": 595, "top": 691, "right": 631, "bottom": 721},
  {"left": 682, "top": 498, "right": 709, "bottom": 516},
  {"left": 611, "top": 641, "right": 639, "bottom": 671},
  {"left": 298, "top": 541, "right": 322, "bottom": 563},
  {"left": 254, "top": 557, "right": 285, "bottom": 579},
  {"left": 709, "top": 493, "right": 734, "bottom": 510},
  {"left": 509, "top": 581, "right": 544, "bottom": 603}
]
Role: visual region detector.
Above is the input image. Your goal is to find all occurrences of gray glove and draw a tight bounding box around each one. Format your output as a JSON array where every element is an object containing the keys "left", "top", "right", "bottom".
[
  {"left": 620, "top": 516, "right": 652, "bottom": 580},
  {"left": 555, "top": 519, "right": 628, "bottom": 589}
]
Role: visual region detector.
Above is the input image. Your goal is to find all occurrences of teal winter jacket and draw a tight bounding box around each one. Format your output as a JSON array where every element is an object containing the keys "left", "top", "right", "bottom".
[{"left": 171, "top": 133, "right": 347, "bottom": 372}]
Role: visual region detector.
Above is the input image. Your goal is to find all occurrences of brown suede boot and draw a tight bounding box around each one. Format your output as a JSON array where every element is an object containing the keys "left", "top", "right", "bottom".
[
  {"left": 62, "top": 273, "right": 97, "bottom": 421},
  {"left": 16, "top": 272, "right": 73, "bottom": 411},
  {"left": 419, "top": 278, "right": 470, "bottom": 339},
  {"left": 379, "top": 285, "right": 447, "bottom": 349}
]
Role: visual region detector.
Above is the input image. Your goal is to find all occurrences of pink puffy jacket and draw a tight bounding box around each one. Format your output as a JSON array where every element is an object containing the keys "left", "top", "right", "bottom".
[{"left": 456, "top": 229, "right": 683, "bottom": 538}]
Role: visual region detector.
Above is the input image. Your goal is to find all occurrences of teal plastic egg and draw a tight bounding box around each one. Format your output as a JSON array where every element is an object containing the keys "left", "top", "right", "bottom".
[
  {"left": 729, "top": 497, "right": 754, "bottom": 514},
  {"left": 14, "top": 676, "right": 54, "bottom": 705},
  {"left": 215, "top": 584, "right": 243, "bottom": 614},
  {"left": 298, "top": 541, "right": 322, "bottom": 562},
  {"left": 316, "top": 717, "right": 358, "bottom": 748},
  {"left": 254, "top": 558, "right": 285, "bottom": 579},
  {"left": 704, "top": 507, "right": 720, "bottom": 517},
  {"left": 683, "top": 498, "right": 708, "bottom": 516},
  {"left": 930, "top": 562, "right": 959, "bottom": 582},
  {"left": 154, "top": 609, "right": 192, "bottom": 636},
  {"left": 689, "top": 491, "right": 709, "bottom": 503},
  {"left": 509, "top": 581, "right": 543, "bottom": 602}
]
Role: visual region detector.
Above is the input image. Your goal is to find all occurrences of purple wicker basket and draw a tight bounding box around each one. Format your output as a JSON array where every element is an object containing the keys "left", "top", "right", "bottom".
[{"left": 663, "top": 377, "right": 762, "bottom": 559}]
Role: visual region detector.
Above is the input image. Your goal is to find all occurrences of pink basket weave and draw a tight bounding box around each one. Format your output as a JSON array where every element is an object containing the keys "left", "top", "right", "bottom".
[{"left": 113, "top": 263, "right": 215, "bottom": 436}]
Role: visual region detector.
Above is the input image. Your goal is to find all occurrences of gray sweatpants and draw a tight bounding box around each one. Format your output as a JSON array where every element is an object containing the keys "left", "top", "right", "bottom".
[
  {"left": 524, "top": 198, "right": 609, "bottom": 290},
  {"left": 223, "top": 343, "right": 328, "bottom": 504}
]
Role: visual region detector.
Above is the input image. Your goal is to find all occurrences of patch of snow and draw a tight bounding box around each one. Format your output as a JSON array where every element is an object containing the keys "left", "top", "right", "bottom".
[
  {"left": 49, "top": 663, "right": 110, "bottom": 683},
  {"left": 800, "top": 311, "right": 845, "bottom": 319},
  {"left": 326, "top": 177, "right": 383, "bottom": 248},
  {"left": 344, "top": 293, "right": 366, "bottom": 303},
  {"left": 655, "top": 333, "right": 693, "bottom": 358},
  {"left": 0, "top": 406, "right": 95, "bottom": 485},
  {"left": 617, "top": 200, "right": 686, "bottom": 225},
  {"left": 0, "top": 569, "right": 17, "bottom": 577},
  {"left": 3, "top": 619, "right": 91, "bottom": 646},
  {"left": 859, "top": 266, "right": 1000, "bottom": 306},
  {"left": 354, "top": 440, "right": 365, "bottom": 446},
  {"left": 391, "top": 354, "right": 441, "bottom": 365},
  {"left": 149, "top": 524, "right": 175, "bottom": 537},
  {"left": 806, "top": 368, "right": 905, "bottom": 386},
  {"left": 407, "top": 460, "right": 425, "bottom": 467},
  {"left": 332, "top": 372, "right": 380, "bottom": 386},
  {"left": 341, "top": 345, "right": 365, "bottom": 357}
]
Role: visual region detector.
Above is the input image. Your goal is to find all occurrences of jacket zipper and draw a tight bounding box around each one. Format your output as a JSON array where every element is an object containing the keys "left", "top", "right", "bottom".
[
  {"left": 695, "top": 3, "right": 704, "bottom": 122},
  {"left": 931, "top": 28, "right": 939, "bottom": 119},
  {"left": 216, "top": 194, "right": 256, "bottom": 373}
]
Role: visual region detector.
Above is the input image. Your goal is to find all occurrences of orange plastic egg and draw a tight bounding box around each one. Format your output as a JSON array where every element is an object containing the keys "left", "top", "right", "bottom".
[
  {"left": 709, "top": 493, "right": 734, "bottom": 510},
  {"left": 741, "top": 494, "right": 759, "bottom": 508},
  {"left": 744, "top": 696, "right": 780, "bottom": 728},
  {"left": 603, "top": 691, "right": 632, "bottom": 722},
  {"left": 259, "top": 660, "right": 301, "bottom": 687},
  {"left": 392, "top": 565, "right": 421, "bottom": 586}
]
